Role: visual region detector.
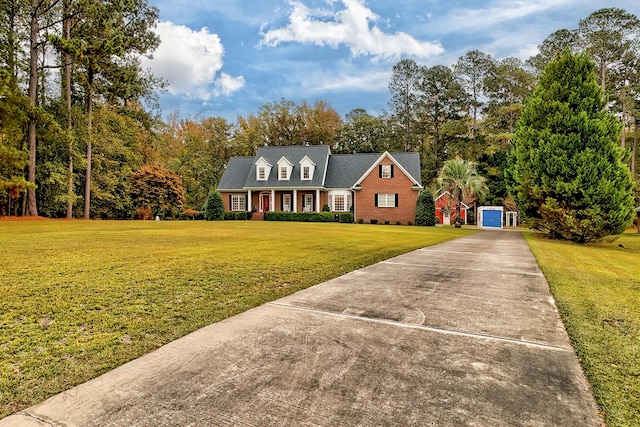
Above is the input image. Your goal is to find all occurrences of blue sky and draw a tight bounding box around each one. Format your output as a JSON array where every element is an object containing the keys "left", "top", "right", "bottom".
[{"left": 142, "top": 0, "right": 640, "bottom": 122}]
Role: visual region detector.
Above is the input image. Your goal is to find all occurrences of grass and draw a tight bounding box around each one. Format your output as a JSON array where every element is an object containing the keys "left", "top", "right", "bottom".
[
  {"left": 0, "top": 220, "right": 476, "bottom": 418},
  {"left": 525, "top": 231, "right": 640, "bottom": 427}
]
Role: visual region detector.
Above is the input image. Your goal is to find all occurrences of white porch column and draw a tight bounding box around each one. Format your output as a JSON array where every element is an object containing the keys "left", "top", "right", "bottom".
[
  {"left": 247, "top": 190, "right": 252, "bottom": 212},
  {"left": 293, "top": 190, "right": 297, "bottom": 212},
  {"left": 271, "top": 189, "right": 275, "bottom": 211},
  {"left": 315, "top": 189, "right": 320, "bottom": 212}
]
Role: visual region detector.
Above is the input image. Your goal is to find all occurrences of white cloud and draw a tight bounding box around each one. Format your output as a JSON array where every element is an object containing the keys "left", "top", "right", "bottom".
[
  {"left": 141, "top": 21, "right": 244, "bottom": 100},
  {"left": 432, "top": 0, "right": 572, "bottom": 34},
  {"left": 260, "top": 0, "right": 443, "bottom": 61},
  {"left": 215, "top": 73, "right": 246, "bottom": 96},
  {"left": 307, "top": 69, "right": 390, "bottom": 93}
]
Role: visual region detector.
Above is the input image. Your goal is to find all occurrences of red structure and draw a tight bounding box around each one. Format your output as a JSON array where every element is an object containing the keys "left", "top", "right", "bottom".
[{"left": 434, "top": 191, "right": 468, "bottom": 225}]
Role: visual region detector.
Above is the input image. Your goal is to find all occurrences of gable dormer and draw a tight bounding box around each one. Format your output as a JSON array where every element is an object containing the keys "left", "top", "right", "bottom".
[
  {"left": 299, "top": 155, "right": 316, "bottom": 181},
  {"left": 277, "top": 156, "right": 293, "bottom": 181},
  {"left": 255, "top": 157, "right": 272, "bottom": 181}
]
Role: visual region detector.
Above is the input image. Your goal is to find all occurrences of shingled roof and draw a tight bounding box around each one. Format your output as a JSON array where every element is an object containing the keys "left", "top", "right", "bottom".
[
  {"left": 243, "top": 145, "right": 330, "bottom": 189},
  {"left": 217, "top": 145, "right": 422, "bottom": 191}
]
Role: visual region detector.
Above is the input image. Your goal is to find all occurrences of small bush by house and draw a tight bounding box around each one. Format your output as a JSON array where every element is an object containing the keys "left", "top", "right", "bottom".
[{"left": 265, "top": 212, "right": 334, "bottom": 222}]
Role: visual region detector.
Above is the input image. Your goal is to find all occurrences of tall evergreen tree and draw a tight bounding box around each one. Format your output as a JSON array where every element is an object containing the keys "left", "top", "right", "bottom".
[
  {"left": 68, "top": 0, "right": 160, "bottom": 219},
  {"left": 388, "top": 59, "right": 422, "bottom": 152},
  {"left": 512, "top": 51, "right": 634, "bottom": 242},
  {"left": 414, "top": 191, "right": 436, "bottom": 226}
]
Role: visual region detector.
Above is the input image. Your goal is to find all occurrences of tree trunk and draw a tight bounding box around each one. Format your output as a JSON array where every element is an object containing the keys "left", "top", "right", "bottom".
[
  {"left": 621, "top": 98, "right": 626, "bottom": 149},
  {"left": 632, "top": 119, "right": 637, "bottom": 175},
  {"left": 84, "top": 74, "right": 93, "bottom": 219},
  {"left": 64, "top": 0, "right": 74, "bottom": 218},
  {"left": 600, "top": 60, "right": 606, "bottom": 94},
  {"left": 26, "top": 0, "right": 39, "bottom": 217}
]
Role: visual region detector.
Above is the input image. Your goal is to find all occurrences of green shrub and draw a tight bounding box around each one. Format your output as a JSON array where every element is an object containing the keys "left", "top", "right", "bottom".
[
  {"left": 322, "top": 205, "right": 330, "bottom": 212},
  {"left": 234, "top": 211, "right": 248, "bottom": 220},
  {"left": 223, "top": 212, "right": 235, "bottom": 220},
  {"left": 205, "top": 191, "right": 224, "bottom": 221},
  {"left": 415, "top": 190, "right": 436, "bottom": 226},
  {"left": 339, "top": 212, "right": 353, "bottom": 223},
  {"left": 357, "top": 218, "right": 364, "bottom": 224},
  {"left": 265, "top": 212, "right": 335, "bottom": 222},
  {"left": 370, "top": 219, "right": 378, "bottom": 224}
]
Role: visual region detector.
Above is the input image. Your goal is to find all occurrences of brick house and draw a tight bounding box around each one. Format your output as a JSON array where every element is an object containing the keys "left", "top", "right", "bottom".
[{"left": 217, "top": 145, "right": 423, "bottom": 224}]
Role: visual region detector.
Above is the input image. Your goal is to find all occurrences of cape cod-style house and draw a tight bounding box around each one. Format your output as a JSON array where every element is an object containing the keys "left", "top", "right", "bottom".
[{"left": 217, "top": 145, "right": 423, "bottom": 224}]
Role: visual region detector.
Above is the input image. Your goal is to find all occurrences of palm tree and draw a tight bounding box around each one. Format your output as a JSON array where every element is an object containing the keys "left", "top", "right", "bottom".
[{"left": 438, "top": 158, "right": 488, "bottom": 224}]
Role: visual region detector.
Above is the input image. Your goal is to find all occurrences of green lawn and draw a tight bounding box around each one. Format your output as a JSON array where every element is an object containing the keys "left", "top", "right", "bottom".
[
  {"left": 0, "top": 220, "right": 476, "bottom": 418},
  {"left": 525, "top": 232, "right": 640, "bottom": 427}
]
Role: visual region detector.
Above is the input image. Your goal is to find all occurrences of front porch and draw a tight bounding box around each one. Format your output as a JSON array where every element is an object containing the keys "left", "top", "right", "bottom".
[
  {"left": 250, "top": 189, "right": 325, "bottom": 214},
  {"left": 223, "top": 188, "right": 355, "bottom": 220}
]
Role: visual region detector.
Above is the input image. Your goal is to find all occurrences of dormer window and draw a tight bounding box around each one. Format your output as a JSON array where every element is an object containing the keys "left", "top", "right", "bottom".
[
  {"left": 277, "top": 156, "right": 293, "bottom": 181},
  {"left": 255, "top": 157, "right": 272, "bottom": 181},
  {"left": 299, "top": 155, "right": 316, "bottom": 181}
]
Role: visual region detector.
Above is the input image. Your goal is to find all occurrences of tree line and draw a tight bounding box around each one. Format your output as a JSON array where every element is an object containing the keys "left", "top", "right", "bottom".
[{"left": 1, "top": 5, "right": 638, "bottom": 219}]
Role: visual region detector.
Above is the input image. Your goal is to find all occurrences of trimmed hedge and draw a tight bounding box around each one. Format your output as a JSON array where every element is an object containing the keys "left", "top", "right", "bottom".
[
  {"left": 223, "top": 211, "right": 251, "bottom": 220},
  {"left": 265, "top": 211, "right": 353, "bottom": 223},
  {"left": 339, "top": 212, "right": 353, "bottom": 223}
]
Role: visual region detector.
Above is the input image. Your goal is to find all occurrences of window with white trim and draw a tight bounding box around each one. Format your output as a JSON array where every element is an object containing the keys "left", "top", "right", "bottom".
[
  {"left": 329, "top": 191, "right": 352, "bottom": 212},
  {"left": 282, "top": 194, "right": 291, "bottom": 212},
  {"left": 258, "top": 167, "right": 266, "bottom": 180},
  {"left": 377, "top": 193, "right": 396, "bottom": 208},
  {"left": 231, "top": 194, "right": 246, "bottom": 211},
  {"left": 381, "top": 164, "right": 392, "bottom": 178},
  {"left": 299, "top": 156, "right": 315, "bottom": 180},
  {"left": 277, "top": 156, "right": 293, "bottom": 181}
]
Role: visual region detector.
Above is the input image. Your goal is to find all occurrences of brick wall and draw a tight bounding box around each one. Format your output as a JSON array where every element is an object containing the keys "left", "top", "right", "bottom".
[{"left": 355, "top": 158, "right": 419, "bottom": 224}]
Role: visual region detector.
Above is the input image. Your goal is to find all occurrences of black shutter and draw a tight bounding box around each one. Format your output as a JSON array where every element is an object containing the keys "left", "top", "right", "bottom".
[
  {"left": 280, "top": 194, "right": 283, "bottom": 211},
  {"left": 375, "top": 194, "right": 379, "bottom": 207},
  {"left": 228, "top": 195, "right": 232, "bottom": 210},
  {"left": 390, "top": 165, "right": 394, "bottom": 178},
  {"left": 379, "top": 165, "right": 382, "bottom": 178},
  {"left": 245, "top": 194, "right": 248, "bottom": 210},
  {"left": 395, "top": 194, "right": 399, "bottom": 207}
]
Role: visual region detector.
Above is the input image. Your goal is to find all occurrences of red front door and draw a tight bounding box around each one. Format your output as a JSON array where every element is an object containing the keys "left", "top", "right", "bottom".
[{"left": 262, "top": 194, "right": 270, "bottom": 212}]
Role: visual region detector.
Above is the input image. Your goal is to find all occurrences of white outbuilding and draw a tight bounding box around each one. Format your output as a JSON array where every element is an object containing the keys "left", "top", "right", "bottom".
[{"left": 478, "top": 206, "right": 504, "bottom": 228}]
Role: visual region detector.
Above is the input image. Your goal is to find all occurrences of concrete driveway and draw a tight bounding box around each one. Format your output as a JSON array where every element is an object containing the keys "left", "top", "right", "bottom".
[{"left": 2, "top": 230, "right": 601, "bottom": 426}]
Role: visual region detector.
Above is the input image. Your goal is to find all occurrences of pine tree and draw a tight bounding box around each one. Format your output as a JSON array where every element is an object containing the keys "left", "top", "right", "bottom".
[{"left": 512, "top": 51, "right": 634, "bottom": 242}]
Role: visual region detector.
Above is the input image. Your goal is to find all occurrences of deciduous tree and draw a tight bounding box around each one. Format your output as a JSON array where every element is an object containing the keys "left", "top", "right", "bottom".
[{"left": 130, "top": 164, "right": 185, "bottom": 219}]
